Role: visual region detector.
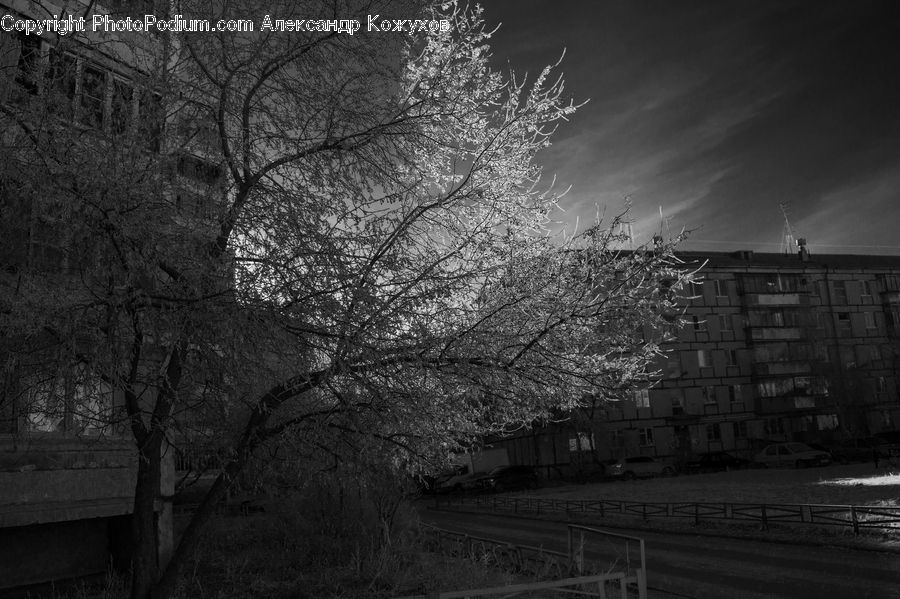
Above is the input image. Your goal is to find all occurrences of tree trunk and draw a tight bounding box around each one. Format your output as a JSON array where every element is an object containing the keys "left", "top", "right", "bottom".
[
  {"left": 131, "top": 433, "right": 163, "bottom": 599},
  {"left": 151, "top": 468, "right": 234, "bottom": 599}
]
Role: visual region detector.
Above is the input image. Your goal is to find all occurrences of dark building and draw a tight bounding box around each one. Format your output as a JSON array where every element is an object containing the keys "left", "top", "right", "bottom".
[
  {"left": 494, "top": 249, "right": 900, "bottom": 475},
  {"left": 1, "top": 0, "right": 224, "bottom": 590}
]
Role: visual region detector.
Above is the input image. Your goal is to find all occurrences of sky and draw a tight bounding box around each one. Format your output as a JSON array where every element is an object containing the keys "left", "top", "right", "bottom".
[{"left": 480, "top": 0, "right": 900, "bottom": 255}]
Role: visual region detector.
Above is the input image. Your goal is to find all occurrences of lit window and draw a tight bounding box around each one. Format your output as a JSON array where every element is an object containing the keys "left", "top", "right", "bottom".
[
  {"left": 729, "top": 384, "right": 743, "bottom": 403},
  {"left": 633, "top": 388, "right": 650, "bottom": 409},
  {"left": 697, "top": 349, "right": 712, "bottom": 368},
  {"left": 568, "top": 432, "right": 594, "bottom": 452},
  {"left": 666, "top": 353, "right": 682, "bottom": 378}
]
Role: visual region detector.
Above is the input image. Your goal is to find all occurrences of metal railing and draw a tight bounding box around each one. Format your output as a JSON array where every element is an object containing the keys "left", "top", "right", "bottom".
[
  {"left": 434, "top": 494, "right": 900, "bottom": 535},
  {"left": 407, "top": 523, "right": 647, "bottom": 599}
]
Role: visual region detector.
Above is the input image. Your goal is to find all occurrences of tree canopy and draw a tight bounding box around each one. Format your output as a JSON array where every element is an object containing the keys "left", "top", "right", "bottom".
[{"left": 0, "top": 1, "right": 693, "bottom": 596}]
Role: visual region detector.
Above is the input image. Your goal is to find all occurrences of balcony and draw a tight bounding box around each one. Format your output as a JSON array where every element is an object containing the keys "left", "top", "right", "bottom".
[
  {"left": 744, "top": 293, "right": 802, "bottom": 306},
  {"left": 0, "top": 437, "right": 137, "bottom": 528},
  {"left": 748, "top": 327, "right": 804, "bottom": 341},
  {"left": 753, "top": 361, "right": 812, "bottom": 376}
]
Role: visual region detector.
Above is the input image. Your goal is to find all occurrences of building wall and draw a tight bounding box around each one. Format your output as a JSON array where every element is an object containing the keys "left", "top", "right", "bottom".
[
  {"left": 494, "top": 251, "right": 900, "bottom": 469},
  {"left": 1, "top": 0, "right": 189, "bottom": 589}
]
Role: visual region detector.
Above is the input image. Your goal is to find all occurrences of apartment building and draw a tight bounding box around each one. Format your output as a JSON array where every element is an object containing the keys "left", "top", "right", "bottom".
[
  {"left": 1, "top": 0, "right": 224, "bottom": 589},
  {"left": 494, "top": 249, "right": 900, "bottom": 474}
]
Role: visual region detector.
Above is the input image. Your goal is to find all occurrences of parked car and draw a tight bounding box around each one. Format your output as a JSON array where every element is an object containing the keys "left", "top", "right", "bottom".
[
  {"left": 820, "top": 438, "right": 886, "bottom": 464},
  {"left": 476, "top": 465, "right": 539, "bottom": 492},
  {"left": 753, "top": 442, "right": 831, "bottom": 468},
  {"left": 607, "top": 456, "right": 676, "bottom": 480},
  {"left": 874, "top": 431, "right": 900, "bottom": 458},
  {"left": 685, "top": 451, "right": 751, "bottom": 473},
  {"left": 431, "top": 464, "right": 481, "bottom": 493}
]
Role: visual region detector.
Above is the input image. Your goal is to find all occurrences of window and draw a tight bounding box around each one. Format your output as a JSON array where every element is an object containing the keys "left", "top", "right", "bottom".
[
  {"left": 714, "top": 279, "right": 727, "bottom": 298},
  {"left": 816, "top": 414, "right": 839, "bottom": 431},
  {"left": 671, "top": 396, "right": 684, "bottom": 416},
  {"left": 78, "top": 62, "right": 106, "bottom": 128},
  {"left": 639, "top": 427, "right": 654, "bottom": 447},
  {"left": 692, "top": 315, "right": 707, "bottom": 332},
  {"left": 836, "top": 312, "right": 851, "bottom": 337},
  {"left": 666, "top": 353, "right": 682, "bottom": 378},
  {"left": 860, "top": 280, "right": 872, "bottom": 300},
  {"left": 19, "top": 364, "right": 113, "bottom": 435},
  {"left": 697, "top": 349, "right": 711, "bottom": 368},
  {"left": 706, "top": 423, "right": 721, "bottom": 441},
  {"left": 864, "top": 312, "right": 876, "bottom": 330},
  {"left": 733, "top": 421, "right": 748, "bottom": 439},
  {"left": 177, "top": 154, "right": 223, "bottom": 187},
  {"left": 569, "top": 432, "right": 594, "bottom": 452},
  {"left": 877, "top": 377, "right": 887, "bottom": 393},
  {"left": 725, "top": 349, "right": 738, "bottom": 367},
  {"left": 718, "top": 314, "right": 733, "bottom": 333},
  {"left": 703, "top": 385, "right": 716, "bottom": 404},
  {"left": 764, "top": 418, "right": 785, "bottom": 436},
  {"left": 633, "top": 388, "right": 650, "bottom": 409},
  {"left": 728, "top": 384, "right": 743, "bottom": 404},
  {"left": 47, "top": 50, "right": 77, "bottom": 118},
  {"left": 690, "top": 281, "right": 704, "bottom": 298},
  {"left": 12, "top": 30, "right": 43, "bottom": 95},
  {"left": 111, "top": 77, "right": 134, "bottom": 134},
  {"left": 139, "top": 90, "right": 164, "bottom": 152},
  {"left": 833, "top": 281, "right": 848, "bottom": 304},
  {"left": 609, "top": 429, "right": 624, "bottom": 448}
]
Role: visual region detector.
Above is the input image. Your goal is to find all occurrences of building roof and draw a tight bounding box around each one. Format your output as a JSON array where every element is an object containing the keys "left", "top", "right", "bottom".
[{"left": 675, "top": 250, "right": 900, "bottom": 272}]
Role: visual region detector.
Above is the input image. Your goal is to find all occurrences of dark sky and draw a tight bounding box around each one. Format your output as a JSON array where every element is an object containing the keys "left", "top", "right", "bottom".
[{"left": 482, "top": 0, "right": 900, "bottom": 255}]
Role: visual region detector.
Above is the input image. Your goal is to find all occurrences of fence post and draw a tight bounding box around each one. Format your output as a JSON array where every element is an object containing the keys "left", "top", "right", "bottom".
[
  {"left": 694, "top": 503, "right": 699, "bottom": 526},
  {"left": 850, "top": 505, "right": 860, "bottom": 536},
  {"left": 760, "top": 504, "right": 768, "bottom": 531},
  {"left": 642, "top": 503, "right": 648, "bottom": 522}
]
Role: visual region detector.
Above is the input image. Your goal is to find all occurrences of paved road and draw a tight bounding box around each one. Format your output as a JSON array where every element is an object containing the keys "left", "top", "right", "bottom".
[{"left": 421, "top": 508, "right": 900, "bottom": 599}]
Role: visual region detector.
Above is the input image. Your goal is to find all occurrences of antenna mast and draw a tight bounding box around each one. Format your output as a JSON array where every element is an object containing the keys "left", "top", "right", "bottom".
[{"left": 779, "top": 203, "right": 796, "bottom": 255}]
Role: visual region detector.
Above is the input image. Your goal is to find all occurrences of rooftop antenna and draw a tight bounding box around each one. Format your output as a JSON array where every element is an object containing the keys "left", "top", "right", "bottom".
[
  {"left": 779, "top": 203, "right": 797, "bottom": 255},
  {"left": 616, "top": 221, "right": 635, "bottom": 249},
  {"left": 653, "top": 206, "right": 671, "bottom": 246}
]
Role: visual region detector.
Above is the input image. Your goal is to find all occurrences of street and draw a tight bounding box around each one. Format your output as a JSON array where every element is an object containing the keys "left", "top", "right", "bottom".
[{"left": 421, "top": 508, "right": 900, "bottom": 598}]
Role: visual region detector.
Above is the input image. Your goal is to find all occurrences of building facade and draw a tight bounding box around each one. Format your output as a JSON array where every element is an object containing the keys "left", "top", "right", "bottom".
[
  {"left": 494, "top": 250, "right": 900, "bottom": 475},
  {"left": 1, "top": 0, "right": 223, "bottom": 590}
]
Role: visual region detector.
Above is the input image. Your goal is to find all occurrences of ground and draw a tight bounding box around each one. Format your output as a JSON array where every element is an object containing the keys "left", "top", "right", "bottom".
[{"left": 528, "top": 462, "right": 900, "bottom": 506}]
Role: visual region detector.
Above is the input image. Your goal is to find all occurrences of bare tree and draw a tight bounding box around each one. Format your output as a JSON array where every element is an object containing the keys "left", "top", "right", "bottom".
[{"left": 0, "top": 2, "right": 693, "bottom": 597}]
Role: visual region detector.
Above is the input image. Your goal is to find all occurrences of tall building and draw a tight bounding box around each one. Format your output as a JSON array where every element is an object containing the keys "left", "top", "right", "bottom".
[
  {"left": 494, "top": 249, "right": 900, "bottom": 474},
  {"left": 1, "top": 0, "right": 224, "bottom": 589}
]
